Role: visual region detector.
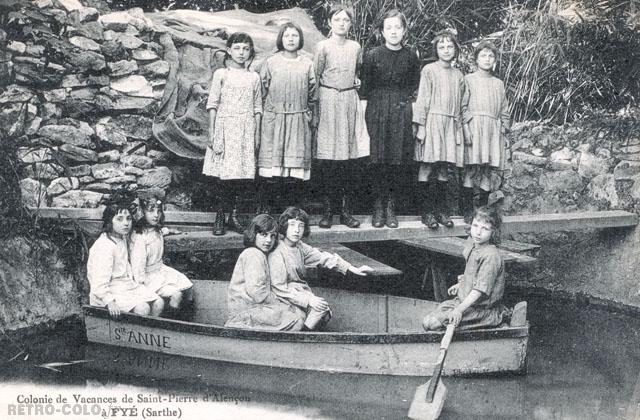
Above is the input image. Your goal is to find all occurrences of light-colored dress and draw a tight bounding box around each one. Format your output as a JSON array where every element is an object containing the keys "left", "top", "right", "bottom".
[
  {"left": 258, "top": 53, "right": 317, "bottom": 180},
  {"left": 314, "top": 38, "right": 362, "bottom": 160},
  {"left": 268, "top": 240, "right": 351, "bottom": 328},
  {"left": 130, "top": 228, "right": 193, "bottom": 297},
  {"left": 462, "top": 72, "right": 510, "bottom": 169},
  {"left": 202, "top": 67, "right": 262, "bottom": 180},
  {"left": 87, "top": 233, "right": 159, "bottom": 312},
  {"left": 413, "top": 62, "right": 465, "bottom": 169},
  {"left": 225, "top": 247, "right": 305, "bottom": 331}
]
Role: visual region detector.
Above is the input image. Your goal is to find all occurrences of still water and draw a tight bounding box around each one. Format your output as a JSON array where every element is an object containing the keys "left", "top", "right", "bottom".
[{"left": 0, "top": 294, "right": 638, "bottom": 420}]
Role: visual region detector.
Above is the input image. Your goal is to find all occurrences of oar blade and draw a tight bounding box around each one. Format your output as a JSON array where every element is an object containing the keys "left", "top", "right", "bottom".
[{"left": 408, "top": 379, "right": 447, "bottom": 420}]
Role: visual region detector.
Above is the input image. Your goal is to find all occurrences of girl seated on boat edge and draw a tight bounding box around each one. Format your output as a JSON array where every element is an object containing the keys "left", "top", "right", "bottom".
[
  {"left": 225, "top": 214, "right": 307, "bottom": 331},
  {"left": 268, "top": 207, "right": 373, "bottom": 331},
  {"left": 87, "top": 195, "right": 164, "bottom": 319},
  {"left": 422, "top": 205, "right": 527, "bottom": 331}
]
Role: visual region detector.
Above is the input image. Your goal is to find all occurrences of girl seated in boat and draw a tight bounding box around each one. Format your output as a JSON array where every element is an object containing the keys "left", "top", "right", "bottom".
[
  {"left": 422, "top": 205, "right": 508, "bottom": 331},
  {"left": 269, "top": 207, "right": 373, "bottom": 330},
  {"left": 226, "top": 214, "right": 306, "bottom": 331},
  {"left": 130, "top": 197, "right": 193, "bottom": 318},
  {"left": 87, "top": 197, "right": 164, "bottom": 319}
]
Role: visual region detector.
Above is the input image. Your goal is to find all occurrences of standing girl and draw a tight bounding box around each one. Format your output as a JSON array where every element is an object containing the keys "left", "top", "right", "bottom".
[
  {"left": 460, "top": 41, "right": 511, "bottom": 221},
  {"left": 313, "top": 5, "right": 363, "bottom": 229},
  {"left": 269, "top": 207, "right": 372, "bottom": 330},
  {"left": 226, "top": 214, "right": 305, "bottom": 331},
  {"left": 360, "top": 9, "right": 420, "bottom": 228},
  {"left": 257, "top": 22, "right": 317, "bottom": 212},
  {"left": 412, "top": 31, "right": 465, "bottom": 229},
  {"left": 87, "top": 199, "right": 164, "bottom": 318},
  {"left": 203, "top": 32, "right": 262, "bottom": 236},
  {"left": 130, "top": 197, "right": 193, "bottom": 318}
]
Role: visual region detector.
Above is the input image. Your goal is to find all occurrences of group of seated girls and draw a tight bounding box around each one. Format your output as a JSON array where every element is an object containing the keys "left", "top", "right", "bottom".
[{"left": 88, "top": 195, "right": 508, "bottom": 332}]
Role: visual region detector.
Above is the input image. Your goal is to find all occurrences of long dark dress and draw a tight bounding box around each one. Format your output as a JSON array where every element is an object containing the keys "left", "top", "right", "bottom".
[{"left": 360, "top": 45, "right": 420, "bottom": 164}]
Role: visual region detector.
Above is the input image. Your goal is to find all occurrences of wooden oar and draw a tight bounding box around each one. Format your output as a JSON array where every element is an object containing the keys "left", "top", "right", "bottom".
[{"left": 408, "top": 323, "right": 456, "bottom": 420}]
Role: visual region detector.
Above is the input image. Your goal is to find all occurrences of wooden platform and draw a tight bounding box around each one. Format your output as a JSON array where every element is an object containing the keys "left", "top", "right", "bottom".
[{"left": 321, "top": 243, "right": 403, "bottom": 278}]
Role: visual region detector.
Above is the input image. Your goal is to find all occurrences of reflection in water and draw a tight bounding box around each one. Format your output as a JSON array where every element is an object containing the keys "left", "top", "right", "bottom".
[{"left": 0, "top": 296, "right": 639, "bottom": 419}]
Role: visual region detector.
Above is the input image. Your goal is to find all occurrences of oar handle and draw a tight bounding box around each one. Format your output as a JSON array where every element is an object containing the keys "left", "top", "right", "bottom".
[{"left": 441, "top": 324, "right": 456, "bottom": 350}]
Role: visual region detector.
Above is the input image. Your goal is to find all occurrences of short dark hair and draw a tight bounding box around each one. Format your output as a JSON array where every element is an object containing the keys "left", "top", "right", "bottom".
[
  {"left": 379, "top": 9, "right": 408, "bottom": 32},
  {"left": 101, "top": 203, "right": 132, "bottom": 237},
  {"left": 225, "top": 32, "right": 256, "bottom": 65},
  {"left": 473, "top": 40, "right": 499, "bottom": 62},
  {"left": 277, "top": 206, "right": 311, "bottom": 238},
  {"left": 328, "top": 4, "right": 354, "bottom": 22},
  {"left": 276, "top": 22, "right": 304, "bottom": 51},
  {"left": 133, "top": 197, "right": 165, "bottom": 233},
  {"left": 432, "top": 30, "right": 460, "bottom": 60},
  {"left": 244, "top": 214, "right": 279, "bottom": 249},
  {"left": 473, "top": 206, "right": 502, "bottom": 245}
]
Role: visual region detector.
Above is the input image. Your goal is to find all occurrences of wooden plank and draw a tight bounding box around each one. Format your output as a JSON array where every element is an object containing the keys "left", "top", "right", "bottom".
[
  {"left": 499, "top": 239, "right": 540, "bottom": 256},
  {"left": 399, "top": 236, "right": 538, "bottom": 265},
  {"left": 320, "top": 243, "right": 403, "bottom": 278},
  {"left": 502, "top": 210, "right": 638, "bottom": 233}
]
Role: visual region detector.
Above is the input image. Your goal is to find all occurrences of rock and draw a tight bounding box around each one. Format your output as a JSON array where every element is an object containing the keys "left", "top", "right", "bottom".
[
  {"left": 69, "top": 164, "right": 91, "bottom": 177},
  {"left": 596, "top": 147, "right": 611, "bottom": 159},
  {"left": 124, "top": 166, "right": 144, "bottom": 176},
  {"left": 98, "top": 150, "right": 120, "bottom": 162},
  {"left": 137, "top": 188, "right": 166, "bottom": 202},
  {"left": 613, "top": 161, "right": 640, "bottom": 181},
  {"left": 92, "top": 162, "right": 124, "bottom": 179},
  {"left": 146, "top": 149, "right": 170, "bottom": 163},
  {"left": 132, "top": 49, "right": 158, "bottom": 61},
  {"left": 59, "top": 144, "right": 98, "bottom": 163},
  {"left": 25, "top": 44, "right": 46, "bottom": 57},
  {"left": 110, "top": 75, "right": 153, "bottom": 97},
  {"left": 165, "top": 189, "right": 192, "bottom": 209},
  {"left": 110, "top": 114, "right": 153, "bottom": 140},
  {"left": 101, "top": 41, "right": 127, "bottom": 62},
  {"left": 47, "top": 176, "right": 80, "bottom": 196},
  {"left": 121, "top": 154, "right": 153, "bottom": 169},
  {"left": 630, "top": 175, "right": 640, "bottom": 201},
  {"left": 539, "top": 170, "right": 583, "bottom": 193},
  {"left": 100, "top": 9, "right": 153, "bottom": 32},
  {"left": 57, "top": 0, "right": 83, "bottom": 11},
  {"left": 23, "top": 162, "right": 64, "bottom": 180},
  {"left": 35, "top": 0, "right": 54, "bottom": 7},
  {"left": 20, "top": 178, "right": 47, "bottom": 207},
  {"left": 531, "top": 147, "right": 545, "bottom": 157},
  {"left": 108, "top": 59, "right": 138, "bottom": 77},
  {"left": 103, "top": 175, "right": 136, "bottom": 184},
  {"left": 85, "top": 182, "right": 113, "bottom": 192},
  {"left": 138, "top": 166, "right": 172, "bottom": 188},
  {"left": 106, "top": 32, "right": 143, "bottom": 49},
  {"left": 7, "top": 41, "right": 26, "bottom": 54},
  {"left": 70, "top": 87, "right": 99, "bottom": 101},
  {"left": 60, "top": 96, "right": 113, "bottom": 118},
  {"left": 107, "top": 93, "right": 155, "bottom": 111},
  {"left": 69, "top": 36, "right": 101, "bottom": 51},
  {"left": 618, "top": 144, "right": 640, "bottom": 156},
  {"left": 26, "top": 117, "right": 43, "bottom": 136},
  {"left": 68, "top": 7, "right": 99, "bottom": 24},
  {"left": 38, "top": 121, "right": 94, "bottom": 147},
  {"left": 577, "top": 143, "right": 592, "bottom": 153},
  {"left": 13, "top": 61, "right": 65, "bottom": 87},
  {"left": 43, "top": 89, "right": 67, "bottom": 102},
  {"left": 67, "top": 50, "right": 106, "bottom": 72},
  {"left": 61, "top": 74, "right": 109, "bottom": 88},
  {"left": 578, "top": 152, "right": 610, "bottom": 179},
  {"left": 586, "top": 174, "right": 618, "bottom": 208},
  {"left": 547, "top": 160, "right": 575, "bottom": 171},
  {"left": 550, "top": 147, "right": 575, "bottom": 162},
  {"left": 512, "top": 151, "right": 547, "bottom": 166},
  {"left": 17, "top": 147, "right": 55, "bottom": 164},
  {"left": 52, "top": 189, "right": 103, "bottom": 207},
  {"left": 79, "top": 175, "right": 94, "bottom": 184},
  {"left": 139, "top": 60, "right": 169, "bottom": 78},
  {"left": 0, "top": 85, "right": 35, "bottom": 104},
  {"left": 72, "top": 21, "right": 104, "bottom": 41},
  {"left": 124, "top": 141, "right": 146, "bottom": 155},
  {"left": 41, "top": 103, "right": 60, "bottom": 120},
  {"left": 94, "top": 118, "right": 127, "bottom": 146}
]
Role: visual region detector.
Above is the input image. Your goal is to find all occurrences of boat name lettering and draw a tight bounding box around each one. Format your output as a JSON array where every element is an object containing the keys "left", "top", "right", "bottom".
[{"left": 113, "top": 327, "right": 170, "bottom": 348}]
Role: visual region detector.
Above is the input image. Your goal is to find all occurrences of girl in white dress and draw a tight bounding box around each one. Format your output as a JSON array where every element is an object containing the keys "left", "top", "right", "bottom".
[
  {"left": 87, "top": 200, "right": 163, "bottom": 318},
  {"left": 130, "top": 198, "right": 193, "bottom": 318}
]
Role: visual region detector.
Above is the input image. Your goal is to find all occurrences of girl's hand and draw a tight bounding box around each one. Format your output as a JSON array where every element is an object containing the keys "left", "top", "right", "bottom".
[
  {"left": 107, "top": 301, "right": 121, "bottom": 318},
  {"left": 412, "top": 124, "right": 418, "bottom": 137},
  {"left": 354, "top": 77, "right": 361, "bottom": 89},
  {"left": 212, "top": 140, "right": 224, "bottom": 155},
  {"left": 448, "top": 283, "right": 459, "bottom": 296},
  {"left": 463, "top": 124, "right": 472, "bottom": 145},
  {"left": 448, "top": 307, "right": 463, "bottom": 326},
  {"left": 162, "top": 227, "right": 183, "bottom": 236},
  {"left": 348, "top": 265, "right": 374, "bottom": 276},
  {"left": 308, "top": 295, "right": 329, "bottom": 312},
  {"left": 415, "top": 125, "right": 426, "bottom": 142}
]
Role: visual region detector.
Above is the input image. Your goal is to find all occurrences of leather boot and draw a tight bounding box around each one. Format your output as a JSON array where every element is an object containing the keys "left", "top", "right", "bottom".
[
  {"left": 212, "top": 206, "right": 226, "bottom": 236},
  {"left": 227, "top": 196, "right": 244, "bottom": 234},
  {"left": 421, "top": 182, "right": 439, "bottom": 230},
  {"left": 385, "top": 195, "right": 398, "bottom": 228},
  {"left": 435, "top": 182, "right": 454, "bottom": 228},
  {"left": 372, "top": 195, "right": 385, "bottom": 228},
  {"left": 339, "top": 191, "right": 360, "bottom": 228},
  {"left": 461, "top": 187, "right": 475, "bottom": 224},
  {"left": 475, "top": 190, "right": 490, "bottom": 208},
  {"left": 318, "top": 196, "right": 333, "bottom": 229}
]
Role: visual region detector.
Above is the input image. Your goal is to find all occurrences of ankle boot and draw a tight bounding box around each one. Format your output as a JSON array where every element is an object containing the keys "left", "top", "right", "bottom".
[
  {"left": 339, "top": 191, "right": 360, "bottom": 228},
  {"left": 227, "top": 197, "right": 244, "bottom": 234},
  {"left": 385, "top": 195, "right": 398, "bottom": 228},
  {"left": 461, "top": 187, "right": 475, "bottom": 224},
  {"left": 372, "top": 195, "right": 385, "bottom": 228},
  {"left": 421, "top": 182, "right": 439, "bottom": 230},
  {"left": 476, "top": 190, "right": 490, "bottom": 208},
  {"left": 318, "top": 196, "right": 333, "bottom": 229},
  {"left": 435, "top": 182, "right": 454, "bottom": 228},
  {"left": 213, "top": 206, "right": 226, "bottom": 236}
]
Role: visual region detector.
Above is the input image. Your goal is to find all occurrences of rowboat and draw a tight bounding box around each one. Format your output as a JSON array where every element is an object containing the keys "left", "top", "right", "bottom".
[{"left": 83, "top": 279, "right": 528, "bottom": 377}]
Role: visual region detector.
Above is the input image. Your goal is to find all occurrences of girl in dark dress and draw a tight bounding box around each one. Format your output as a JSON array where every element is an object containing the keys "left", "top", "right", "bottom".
[{"left": 360, "top": 9, "right": 420, "bottom": 228}]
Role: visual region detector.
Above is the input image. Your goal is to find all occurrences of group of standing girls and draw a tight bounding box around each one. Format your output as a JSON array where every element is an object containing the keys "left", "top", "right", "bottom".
[
  {"left": 203, "top": 5, "right": 511, "bottom": 236},
  {"left": 87, "top": 196, "right": 193, "bottom": 319}
]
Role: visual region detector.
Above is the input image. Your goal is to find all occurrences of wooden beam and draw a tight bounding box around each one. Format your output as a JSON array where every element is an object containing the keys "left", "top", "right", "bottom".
[
  {"left": 320, "top": 243, "right": 403, "bottom": 278},
  {"left": 502, "top": 210, "right": 638, "bottom": 233},
  {"left": 399, "top": 237, "right": 538, "bottom": 265}
]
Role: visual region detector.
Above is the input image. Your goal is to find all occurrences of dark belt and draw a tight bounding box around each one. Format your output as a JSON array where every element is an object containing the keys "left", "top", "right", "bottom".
[{"left": 320, "top": 83, "right": 357, "bottom": 92}]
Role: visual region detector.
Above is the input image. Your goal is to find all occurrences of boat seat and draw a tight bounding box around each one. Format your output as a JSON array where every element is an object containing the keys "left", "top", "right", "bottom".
[{"left": 307, "top": 243, "right": 403, "bottom": 279}]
